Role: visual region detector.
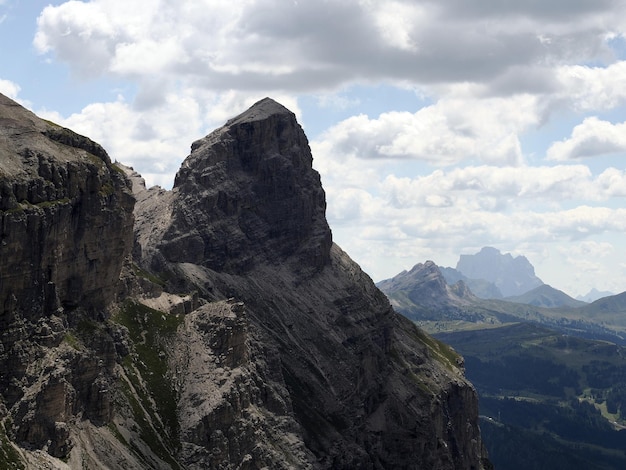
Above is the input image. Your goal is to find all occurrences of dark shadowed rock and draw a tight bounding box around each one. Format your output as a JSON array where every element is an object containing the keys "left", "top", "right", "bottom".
[
  {"left": 156, "top": 97, "right": 331, "bottom": 275},
  {"left": 133, "top": 99, "right": 490, "bottom": 469}
]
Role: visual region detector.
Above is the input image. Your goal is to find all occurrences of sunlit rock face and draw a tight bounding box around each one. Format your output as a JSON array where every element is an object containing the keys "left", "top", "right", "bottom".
[{"left": 0, "top": 94, "right": 134, "bottom": 316}]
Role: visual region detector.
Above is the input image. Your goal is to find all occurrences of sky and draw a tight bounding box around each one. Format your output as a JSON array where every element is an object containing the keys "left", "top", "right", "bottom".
[{"left": 2, "top": 0, "right": 626, "bottom": 298}]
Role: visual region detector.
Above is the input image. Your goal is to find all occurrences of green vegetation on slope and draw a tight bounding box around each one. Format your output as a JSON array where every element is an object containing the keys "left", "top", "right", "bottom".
[
  {"left": 0, "top": 420, "right": 24, "bottom": 470},
  {"left": 436, "top": 322, "right": 626, "bottom": 469},
  {"left": 112, "top": 300, "right": 184, "bottom": 468}
]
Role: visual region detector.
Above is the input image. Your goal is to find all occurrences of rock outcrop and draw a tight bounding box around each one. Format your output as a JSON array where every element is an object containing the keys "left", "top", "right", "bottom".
[
  {"left": 0, "top": 94, "right": 134, "bottom": 315},
  {"left": 132, "top": 98, "right": 490, "bottom": 469},
  {"left": 0, "top": 94, "right": 491, "bottom": 469},
  {"left": 0, "top": 93, "right": 134, "bottom": 462}
]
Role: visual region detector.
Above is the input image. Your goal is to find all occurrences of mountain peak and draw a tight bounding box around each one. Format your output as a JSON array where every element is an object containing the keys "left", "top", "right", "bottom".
[
  {"left": 0, "top": 93, "right": 489, "bottom": 469},
  {"left": 225, "top": 97, "right": 293, "bottom": 126},
  {"left": 456, "top": 246, "right": 543, "bottom": 297},
  {"left": 161, "top": 98, "right": 332, "bottom": 274}
]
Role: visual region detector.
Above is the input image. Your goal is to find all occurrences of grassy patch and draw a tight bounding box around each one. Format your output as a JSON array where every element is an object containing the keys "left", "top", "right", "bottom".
[
  {"left": 43, "top": 119, "right": 61, "bottom": 128},
  {"left": 107, "top": 423, "right": 128, "bottom": 447},
  {"left": 0, "top": 206, "right": 24, "bottom": 215},
  {"left": 62, "top": 332, "right": 81, "bottom": 350},
  {"left": 110, "top": 163, "right": 127, "bottom": 175},
  {"left": 410, "top": 325, "right": 461, "bottom": 372},
  {"left": 35, "top": 198, "right": 70, "bottom": 209},
  {"left": 0, "top": 421, "right": 24, "bottom": 470},
  {"left": 99, "top": 182, "right": 115, "bottom": 197},
  {"left": 113, "top": 301, "right": 183, "bottom": 456},
  {"left": 118, "top": 377, "right": 182, "bottom": 470},
  {"left": 132, "top": 264, "right": 167, "bottom": 287},
  {"left": 76, "top": 318, "right": 101, "bottom": 337}
]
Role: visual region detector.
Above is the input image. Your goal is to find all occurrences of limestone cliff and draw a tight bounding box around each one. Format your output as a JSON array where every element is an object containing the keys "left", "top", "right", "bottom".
[
  {"left": 0, "top": 93, "right": 135, "bottom": 464},
  {"left": 0, "top": 94, "right": 491, "bottom": 469}
]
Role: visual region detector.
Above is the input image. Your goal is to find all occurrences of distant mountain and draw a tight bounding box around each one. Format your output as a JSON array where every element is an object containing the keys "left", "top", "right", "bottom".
[
  {"left": 380, "top": 247, "right": 626, "bottom": 470},
  {"left": 577, "top": 291, "right": 626, "bottom": 325},
  {"left": 577, "top": 288, "right": 615, "bottom": 302},
  {"left": 440, "top": 266, "right": 503, "bottom": 299},
  {"left": 376, "top": 261, "right": 478, "bottom": 321},
  {"left": 381, "top": 256, "right": 626, "bottom": 468},
  {"left": 379, "top": 261, "right": 626, "bottom": 344},
  {"left": 455, "top": 246, "right": 544, "bottom": 297},
  {"left": 504, "top": 284, "right": 587, "bottom": 308}
]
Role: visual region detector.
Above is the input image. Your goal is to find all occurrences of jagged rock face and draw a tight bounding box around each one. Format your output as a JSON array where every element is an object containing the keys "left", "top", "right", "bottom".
[
  {"left": 0, "top": 95, "right": 490, "bottom": 469},
  {"left": 160, "top": 246, "right": 488, "bottom": 469},
  {"left": 0, "top": 93, "right": 134, "bottom": 316},
  {"left": 157, "top": 98, "right": 331, "bottom": 274},
  {"left": 378, "top": 261, "right": 476, "bottom": 309},
  {"left": 133, "top": 99, "right": 490, "bottom": 469},
  {"left": 378, "top": 261, "right": 452, "bottom": 307},
  {"left": 0, "top": 93, "right": 134, "bottom": 459}
]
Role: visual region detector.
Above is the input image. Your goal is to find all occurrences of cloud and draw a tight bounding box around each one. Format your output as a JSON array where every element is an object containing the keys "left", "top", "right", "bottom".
[
  {"left": 34, "top": 0, "right": 626, "bottom": 99},
  {"left": 378, "top": 165, "right": 602, "bottom": 211},
  {"left": 28, "top": 0, "right": 626, "bottom": 295},
  {"left": 32, "top": 0, "right": 626, "bottom": 178},
  {"left": 559, "top": 240, "right": 614, "bottom": 260},
  {"left": 314, "top": 94, "right": 538, "bottom": 166},
  {"left": 329, "top": 192, "right": 626, "bottom": 285},
  {"left": 440, "top": 0, "right": 617, "bottom": 20},
  {"left": 0, "top": 78, "right": 20, "bottom": 99},
  {"left": 331, "top": 163, "right": 626, "bottom": 224},
  {"left": 38, "top": 91, "right": 203, "bottom": 188},
  {"left": 547, "top": 117, "right": 626, "bottom": 160},
  {"left": 557, "top": 61, "right": 626, "bottom": 112},
  {"left": 315, "top": 147, "right": 626, "bottom": 284}
]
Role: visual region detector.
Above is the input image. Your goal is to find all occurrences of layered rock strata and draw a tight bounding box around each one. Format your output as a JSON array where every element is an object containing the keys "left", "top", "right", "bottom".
[{"left": 0, "top": 93, "right": 134, "bottom": 461}]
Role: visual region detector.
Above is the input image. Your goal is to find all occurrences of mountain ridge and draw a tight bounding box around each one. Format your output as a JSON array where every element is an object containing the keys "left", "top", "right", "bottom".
[
  {"left": 0, "top": 94, "right": 491, "bottom": 469},
  {"left": 504, "top": 284, "right": 587, "bottom": 308},
  {"left": 378, "top": 259, "right": 626, "bottom": 344}
]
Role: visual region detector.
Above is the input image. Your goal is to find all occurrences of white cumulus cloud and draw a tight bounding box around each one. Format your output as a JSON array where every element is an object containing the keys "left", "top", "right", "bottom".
[
  {"left": 547, "top": 117, "right": 626, "bottom": 160},
  {"left": 0, "top": 78, "right": 20, "bottom": 99},
  {"left": 315, "top": 94, "right": 539, "bottom": 167}
]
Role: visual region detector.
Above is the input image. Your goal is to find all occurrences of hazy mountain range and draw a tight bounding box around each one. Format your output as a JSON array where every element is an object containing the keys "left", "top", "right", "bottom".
[
  {"left": 378, "top": 249, "right": 626, "bottom": 469},
  {"left": 411, "top": 246, "right": 613, "bottom": 303}
]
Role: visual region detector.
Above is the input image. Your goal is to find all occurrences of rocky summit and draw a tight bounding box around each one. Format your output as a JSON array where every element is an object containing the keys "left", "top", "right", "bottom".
[{"left": 0, "top": 94, "right": 491, "bottom": 469}]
